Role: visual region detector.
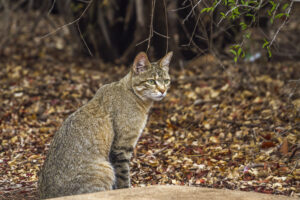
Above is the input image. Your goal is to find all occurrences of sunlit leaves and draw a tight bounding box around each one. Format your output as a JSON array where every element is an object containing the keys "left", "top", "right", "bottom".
[
  {"left": 262, "top": 39, "right": 272, "bottom": 58},
  {"left": 230, "top": 44, "right": 245, "bottom": 62}
]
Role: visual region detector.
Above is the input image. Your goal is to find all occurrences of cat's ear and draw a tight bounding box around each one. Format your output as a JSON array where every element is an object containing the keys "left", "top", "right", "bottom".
[
  {"left": 132, "top": 52, "right": 151, "bottom": 74},
  {"left": 159, "top": 51, "right": 173, "bottom": 70}
]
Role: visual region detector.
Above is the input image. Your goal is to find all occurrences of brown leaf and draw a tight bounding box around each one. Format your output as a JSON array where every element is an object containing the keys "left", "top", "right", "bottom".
[
  {"left": 279, "top": 138, "right": 289, "bottom": 155},
  {"left": 261, "top": 141, "right": 276, "bottom": 149}
]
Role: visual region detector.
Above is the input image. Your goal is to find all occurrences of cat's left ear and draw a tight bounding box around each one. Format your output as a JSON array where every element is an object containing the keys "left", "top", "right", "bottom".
[
  {"left": 132, "top": 52, "right": 151, "bottom": 74},
  {"left": 159, "top": 51, "right": 173, "bottom": 70}
]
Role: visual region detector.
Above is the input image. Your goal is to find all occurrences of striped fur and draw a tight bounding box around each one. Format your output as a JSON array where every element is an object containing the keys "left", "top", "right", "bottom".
[{"left": 38, "top": 52, "right": 172, "bottom": 199}]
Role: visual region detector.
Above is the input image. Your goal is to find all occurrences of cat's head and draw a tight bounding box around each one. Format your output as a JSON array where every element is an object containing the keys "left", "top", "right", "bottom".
[{"left": 131, "top": 52, "right": 173, "bottom": 101}]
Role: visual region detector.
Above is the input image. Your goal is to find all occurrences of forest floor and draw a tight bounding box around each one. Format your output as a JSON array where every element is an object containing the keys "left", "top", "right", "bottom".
[{"left": 0, "top": 13, "right": 300, "bottom": 200}]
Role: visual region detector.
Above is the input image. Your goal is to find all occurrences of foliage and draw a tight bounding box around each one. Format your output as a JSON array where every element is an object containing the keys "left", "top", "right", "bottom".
[
  {"left": 0, "top": 0, "right": 298, "bottom": 64},
  {"left": 185, "top": 0, "right": 294, "bottom": 62}
]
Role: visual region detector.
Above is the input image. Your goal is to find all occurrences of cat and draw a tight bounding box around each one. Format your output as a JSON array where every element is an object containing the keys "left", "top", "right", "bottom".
[{"left": 38, "top": 51, "right": 173, "bottom": 199}]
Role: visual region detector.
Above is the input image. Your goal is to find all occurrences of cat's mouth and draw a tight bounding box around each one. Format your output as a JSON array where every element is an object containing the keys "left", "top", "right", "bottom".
[{"left": 151, "top": 93, "right": 166, "bottom": 101}]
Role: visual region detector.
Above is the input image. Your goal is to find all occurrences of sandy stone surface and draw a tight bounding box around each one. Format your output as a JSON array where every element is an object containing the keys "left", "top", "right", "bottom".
[{"left": 49, "top": 185, "right": 297, "bottom": 200}]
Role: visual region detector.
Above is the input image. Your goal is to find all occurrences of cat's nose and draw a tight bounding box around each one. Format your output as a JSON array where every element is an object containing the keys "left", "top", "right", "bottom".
[{"left": 158, "top": 87, "right": 166, "bottom": 94}]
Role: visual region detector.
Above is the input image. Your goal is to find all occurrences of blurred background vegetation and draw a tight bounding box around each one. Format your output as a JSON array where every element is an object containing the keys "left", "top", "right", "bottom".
[{"left": 0, "top": 0, "right": 299, "bottom": 67}]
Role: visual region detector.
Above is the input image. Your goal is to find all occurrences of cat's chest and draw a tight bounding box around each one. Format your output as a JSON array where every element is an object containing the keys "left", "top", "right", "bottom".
[
  {"left": 131, "top": 115, "right": 148, "bottom": 146},
  {"left": 138, "top": 116, "right": 148, "bottom": 134},
  {"left": 128, "top": 111, "right": 148, "bottom": 132}
]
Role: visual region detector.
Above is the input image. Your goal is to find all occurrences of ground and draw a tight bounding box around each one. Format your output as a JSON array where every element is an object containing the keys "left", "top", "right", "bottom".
[{"left": 0, "top": 13, "right": 299, "bottom": 200}]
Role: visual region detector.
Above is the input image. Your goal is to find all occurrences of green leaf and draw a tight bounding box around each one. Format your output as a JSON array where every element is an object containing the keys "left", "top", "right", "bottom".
[
  {"left": 201, "top": 7, "right": 213, "bottom": 13},
  {"left": 275, "top": 13, "right": 285, "bottom": 19},
  {"left": 262, "top": 39, "right": 269, "bottom": 48},
  {"left": 282, "top": 3, "right": 289, "bottom": 11},
  {"left": 201, "top": 8, "right": 209, "bottom": 13},
  {"left": 245, "top": 32, "right": 251, "bottom": 39},
  {"left": 237, "top": 48, "right": 242, "bottom": 57},
  {"left": 228, "top": 0, "right": 235, "bottom": 5},
  {"left": 232, "top": 44, "right": 240, "bottom": 49},
  {"left": 240, "top": 22, "right": 247, "bottom": 30},
  {"left": 267, "top": 46, "right": 272, "bottom": 57},
  {"left": 234, "top": 56, "right": 238, "bottom": 63},
  {"left": 270, "top": 1, "right": 277, "bottom": 13},
  {"left": 233, "top": 7, "right": 240, "bottom": 15},
  {"left": 230, "top": 49, "right": 237, "bottom": 56},
  {"left": 249, "top": 0, "right": 258, "bottom": 6}
]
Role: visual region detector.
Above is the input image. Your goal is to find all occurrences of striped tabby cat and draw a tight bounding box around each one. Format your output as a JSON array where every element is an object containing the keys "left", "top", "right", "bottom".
[{"left": 38, "top": 51, "right": 173, "bottom": 199}]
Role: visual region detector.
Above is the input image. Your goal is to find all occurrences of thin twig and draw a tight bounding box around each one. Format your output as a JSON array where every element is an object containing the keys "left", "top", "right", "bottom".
[
  {"left": 153, "top": 30, "right": 170, "bottom": 39},
  {"left": 188, "top": 13, "right": 201, "bottom": 46},
  {"left": 168, "top": 4, "right": 191, "bottom": 12},
  {"left": 289, "top": 161, "right": 298, "bottom": 174},
  {"left": 163, "top": 0, "right": 169, "bottom": 54},
  {"left": 213, "top": 0, "right": 222, "bottom": 9},
  {"left": 183, "top": 0, "right": 202, "bottom": 24},
  {"left": 48, "top": 0, "right": 56, "bottom": 15},
  {"left": 136, "top": 38, "right": 150, "bottom": 47},
  {"left": 174, "top": 9, "right": 206, "bottom": 54},
  {"left": 269, "top": 1, "right": 294, "bottom": 47},
  {"left": 39, "top": 0, "right": 93, "bottom": 39},
  {"left": 76, "top": 22, "right": 93, "bottom": 56},
  {"left": 146, "top": 0, "right": 156, "bottom": 53},
  {"left": 151, "top": 146, "right": 168, "bottom": 156}
]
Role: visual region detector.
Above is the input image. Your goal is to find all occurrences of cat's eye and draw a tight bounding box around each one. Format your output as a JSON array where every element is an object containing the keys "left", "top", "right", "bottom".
[
  {"left": 147, "top": 79, "right": 156, "bottom": 85},
  {"left": 164, "top": 79, "right": 170, "bottom": 84}
]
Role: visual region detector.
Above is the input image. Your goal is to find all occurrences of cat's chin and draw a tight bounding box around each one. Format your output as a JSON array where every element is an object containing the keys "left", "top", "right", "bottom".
[
  {"left": 149, "top": 97, "right": 162, "bottom": 101},
  {"left": 149, "top": 94, "right": 166, "bottom": 101}
]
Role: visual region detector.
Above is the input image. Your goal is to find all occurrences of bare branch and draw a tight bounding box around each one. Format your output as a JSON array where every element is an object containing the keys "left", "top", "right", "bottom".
[
  {"left": 48, "top": 0, "right": 56, "bottom": 15},
  {"left": 146, "top": 0, "right": 156, "bottom": 53},
  {"left": 183, "top": 0, "right": 202, "bottom": 24},
  {"left": 163, "top": 0, "right": 169, "bottom": 53},
  {"left": 188, "top": 13, "right": 201, "bottom": 46},
  {"left": 168, "top": 4, "right": 191, "bottom": 12},
  {"left": 76, "top": 22, "right": 93, "bottom": 57},
  {"left": 39, "top": 0, "right": 93, "bottom": 39},
  {"left": 136, "top": 38, "right": 150, "bottom": 47},
  {"left": 269, "top": 1, "right": 294, "bottom": 47},
  {"left": 153, "top": 30, "right": 170, "bottom": 39}
]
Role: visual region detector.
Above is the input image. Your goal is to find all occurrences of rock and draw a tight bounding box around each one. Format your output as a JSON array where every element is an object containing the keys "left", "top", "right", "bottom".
[{"left": 50, "top": 185, "right": 296, "bottom": 200}]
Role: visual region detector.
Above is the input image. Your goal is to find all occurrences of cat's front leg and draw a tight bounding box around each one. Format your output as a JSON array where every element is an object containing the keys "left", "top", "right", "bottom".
[{"left": 110, "top": 146, "right": 134, "bottom": 189}]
